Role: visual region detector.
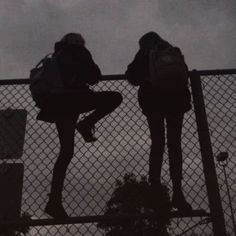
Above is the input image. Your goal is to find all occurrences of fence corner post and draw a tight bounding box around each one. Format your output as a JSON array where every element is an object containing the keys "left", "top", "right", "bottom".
[{"left": 189, "top": 69, "right": 227, "bottom": 236}]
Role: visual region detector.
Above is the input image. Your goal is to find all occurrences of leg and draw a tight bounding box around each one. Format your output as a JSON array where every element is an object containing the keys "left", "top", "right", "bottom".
[
  {"left": 45, "top": 115, "right": 78, "bottom": 218},
  {"left": 146, "top": 113, "right": 165, "bottom": 186},
  {"left": 76, "top": 91, "right": 123, "bottom": 142},
  {"left": 40, "top": 90, "right": 122, "bottom": 126},
  {"left": 40, "top": 90, "right": 122, "bottom": 142},
  {"left": 166, "top": 113, "right": 192, "bottom": 211},
  {"left": 78, "top": 91, "right": 123, "bottom": 125},
  {"left": 166, "top": 113, "right": 184, "bottom": 188}
]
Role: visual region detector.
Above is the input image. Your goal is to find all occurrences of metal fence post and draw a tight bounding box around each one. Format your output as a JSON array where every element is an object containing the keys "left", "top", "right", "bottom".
[{"left": 189, "top": 70, "right": 227, "bottom": 236}]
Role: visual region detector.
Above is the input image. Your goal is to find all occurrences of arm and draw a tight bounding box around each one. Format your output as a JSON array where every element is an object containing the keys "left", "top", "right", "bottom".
[
  {"left": 177, "top": 47, "right": 190, "bottom": 86},
  {"left": 74, "top": 47, "right": 101, "bottom": 85},
  {"left": 125, "top": 50, "right": 149, "bottom": 86},
  {"left": 176, "top": 47, "right": 189, "bottom": 74},
  {"left": 55, "top": 43, "right": 101, "bottom": 87}
]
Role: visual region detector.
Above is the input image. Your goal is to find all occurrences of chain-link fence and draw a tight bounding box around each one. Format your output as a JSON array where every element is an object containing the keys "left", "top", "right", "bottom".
[
  {"left": 0, "top": 69, "right": 235, "bottom": 235},
  {"left": 197, "top": 70, "right": 236, "bottom": 236}
]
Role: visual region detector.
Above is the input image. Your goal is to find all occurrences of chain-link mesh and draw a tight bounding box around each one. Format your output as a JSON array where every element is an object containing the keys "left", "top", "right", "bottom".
[
  {"left": 199, "top": 72, "right": 236, "bottom": 236},
  {"left": 0, "top": 70, "right": 235, "bottom": 235}
]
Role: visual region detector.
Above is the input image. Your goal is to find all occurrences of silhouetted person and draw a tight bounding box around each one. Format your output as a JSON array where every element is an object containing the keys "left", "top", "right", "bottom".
[
  {"left": 125, "top": 32, "right": 192, "bottom": 212},
  {"left": 35, "top": 33, "right": 122, "bottom": 218}
]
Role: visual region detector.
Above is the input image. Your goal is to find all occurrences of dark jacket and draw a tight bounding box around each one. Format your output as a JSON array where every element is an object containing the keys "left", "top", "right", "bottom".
[
  {"left": 125, "top": 45, "right": 192, "bottom": 115},
  {"left": 54, "top": 41, "right": 102, "bottom": 89},
  {"left": 36, "top": 42, "right": 102, "bottom": 123}
]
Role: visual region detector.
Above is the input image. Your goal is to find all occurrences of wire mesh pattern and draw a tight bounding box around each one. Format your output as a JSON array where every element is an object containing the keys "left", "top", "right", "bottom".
[
  {"left": 200, "top": 73, "right": 236, "bottom": 236},
  {"left": 0, "top": 70, "right": 235, "bottom": 235}
]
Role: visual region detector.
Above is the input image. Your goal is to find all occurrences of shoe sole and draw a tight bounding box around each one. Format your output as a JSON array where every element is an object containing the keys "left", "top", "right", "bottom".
[{"left": 76, "top": 125, "right": 97, "bottom": 143}]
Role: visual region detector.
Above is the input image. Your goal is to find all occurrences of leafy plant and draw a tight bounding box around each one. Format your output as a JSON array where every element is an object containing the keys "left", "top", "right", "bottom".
[
  {"left": 98, "top": 173, "right": 172, "bottom": 236},
  {"left": 0, "top": 212, "right": 31, "bottom": 236}
]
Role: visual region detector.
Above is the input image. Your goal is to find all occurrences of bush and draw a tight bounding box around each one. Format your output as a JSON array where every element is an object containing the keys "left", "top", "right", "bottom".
[
  {"left": 0, "top": 212, "right": 31, "bottom": 236},
  {"left": 98, "top": 173, "right": 172, "bottom": 236}
]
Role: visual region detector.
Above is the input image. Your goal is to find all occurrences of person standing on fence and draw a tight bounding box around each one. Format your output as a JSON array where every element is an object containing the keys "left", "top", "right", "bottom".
[
  {"left": 34, "top": 33, "right": 122, "bottom": 218},
  {"left": 125, "top": 32, "right": 192, "bottom": 212}
]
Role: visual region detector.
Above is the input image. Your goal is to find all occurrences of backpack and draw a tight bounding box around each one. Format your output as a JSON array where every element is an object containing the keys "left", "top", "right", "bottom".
[
  {"left": 29, "top": 53, "right": 63, "bottom": 105},
  {"left": 148, "top": 46, "right": 188, "bottom": 92}
]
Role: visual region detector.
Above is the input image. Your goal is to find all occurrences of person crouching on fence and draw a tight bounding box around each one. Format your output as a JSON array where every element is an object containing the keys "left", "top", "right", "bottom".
[
  {"left": 125, "top": 32, "right": 192, "bottom": 212},
  {"left": 32, "top": 33, "right": 122, "bottom": 218}
]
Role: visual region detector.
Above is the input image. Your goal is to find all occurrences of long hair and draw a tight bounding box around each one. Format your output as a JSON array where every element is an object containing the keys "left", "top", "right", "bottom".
[
  {"left": 139, "top": 32, "right": 170, "bottom": 51},
  {"left": 60, "top": 33, "right": 85, "bottom": 46}
]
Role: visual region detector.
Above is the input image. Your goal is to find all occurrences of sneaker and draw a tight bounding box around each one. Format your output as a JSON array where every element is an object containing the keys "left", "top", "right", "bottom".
[{"left": 76, "top": 121, "right": 97, "bottom": 143}]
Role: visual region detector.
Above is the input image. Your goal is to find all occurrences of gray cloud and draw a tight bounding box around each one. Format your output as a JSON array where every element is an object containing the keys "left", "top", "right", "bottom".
[{"left": 0, "top": 0, "right": 235, "bottom": 79}]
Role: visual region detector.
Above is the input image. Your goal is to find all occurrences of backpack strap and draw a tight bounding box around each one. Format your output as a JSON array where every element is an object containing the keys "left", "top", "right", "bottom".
[
  {"left": 34, "top": 53, "right": 52, "bottom": 69},
  {"left": 34, "top": 49, "right": 64, "bottom": 69}
]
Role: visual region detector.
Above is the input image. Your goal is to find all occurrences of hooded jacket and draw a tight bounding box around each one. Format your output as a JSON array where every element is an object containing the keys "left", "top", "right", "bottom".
[
  {"left": 54, "top": 41, "right": 101, "bottom": 89},
  {"left": 125, "top": 43, "right": 191, "bottom": 115},
  {"left": 35, "top": 42, "right": 102, "bottom": 122}
]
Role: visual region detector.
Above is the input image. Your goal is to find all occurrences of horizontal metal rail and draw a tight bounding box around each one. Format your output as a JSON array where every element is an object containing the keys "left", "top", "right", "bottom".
[
  {"left": 0, "top": 210, "right": 210, "bottom": 228},
  {"left": 0, "top": 68, "right": 235, "bottom": 85},
  {"left": 191, "top": 68, "right": 236, "bottom": 76}
]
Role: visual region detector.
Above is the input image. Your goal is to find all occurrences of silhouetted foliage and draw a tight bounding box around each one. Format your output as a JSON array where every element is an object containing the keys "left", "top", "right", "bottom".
[
  {"left": 0, "top": 212, "right": 31, "bottom": 236},
  {"left": 98, "top": 173, "right": 171, "bottom": 236}
]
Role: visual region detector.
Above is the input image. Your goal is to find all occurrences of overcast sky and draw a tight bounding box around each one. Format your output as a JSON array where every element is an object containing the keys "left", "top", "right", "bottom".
[{"left": 0, "top": 0, "right": 236, "bottom": 79}]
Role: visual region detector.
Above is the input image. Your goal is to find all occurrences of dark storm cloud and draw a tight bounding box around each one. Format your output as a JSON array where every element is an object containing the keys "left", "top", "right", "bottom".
[{"left": 0, "top": 0, "right": 235, "bottom": 79}]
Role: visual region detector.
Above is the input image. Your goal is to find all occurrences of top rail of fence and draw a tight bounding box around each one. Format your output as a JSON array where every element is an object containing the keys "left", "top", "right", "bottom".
[
  {"left": 0, "top": 68, "right": 235, "bottom": 86},
  {"left": 190, "top": 68, "right": 236, "bottom": 76}
]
